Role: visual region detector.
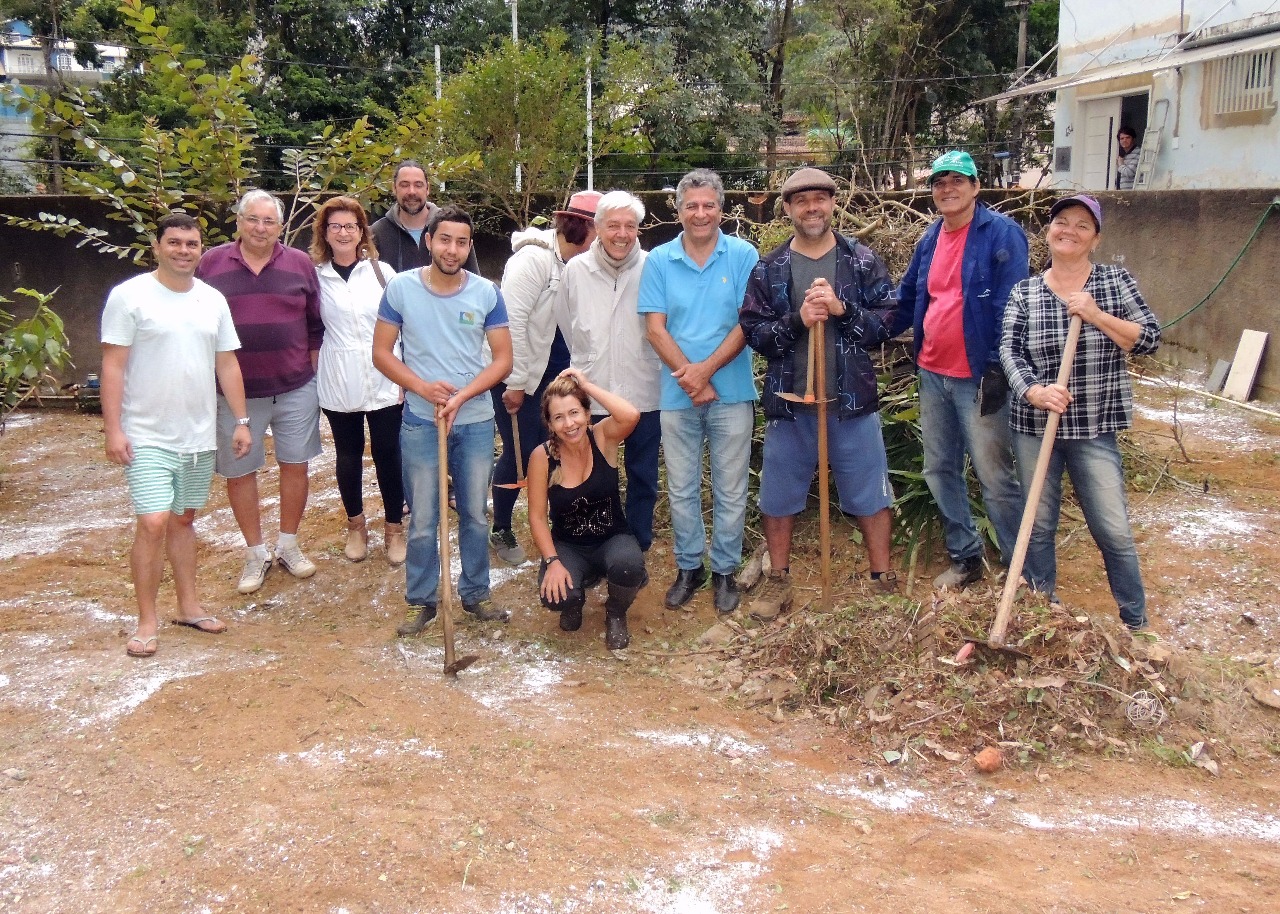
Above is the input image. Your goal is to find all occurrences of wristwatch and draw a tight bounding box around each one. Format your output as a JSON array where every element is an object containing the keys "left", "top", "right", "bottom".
[{"left": 236, "top": 416, "right": 251, "bottom": 427}]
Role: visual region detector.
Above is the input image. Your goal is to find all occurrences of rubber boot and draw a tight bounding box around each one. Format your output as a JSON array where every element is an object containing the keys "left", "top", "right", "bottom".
[{"left": 604, "top": 582, "right": 640, "bottom": 650}]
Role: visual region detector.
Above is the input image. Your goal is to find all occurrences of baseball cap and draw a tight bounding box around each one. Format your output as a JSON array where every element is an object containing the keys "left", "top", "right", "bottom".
[
  {"left": 554, "top": 190, "right": 603, "bottom": 220},
  {"left": 780, "top": 167, "right": 837, "bottom": 201},
  {"left": 1048, "top": 194, "right": 1102, "bottom": 231},
  {"left": 929, "top": 150, "right": 978, "bottom": 183}
]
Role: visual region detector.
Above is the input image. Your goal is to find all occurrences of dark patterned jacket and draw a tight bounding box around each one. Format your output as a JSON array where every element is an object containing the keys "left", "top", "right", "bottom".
[{"left": 740, "top": 234, "right": 896, "bottom": 420}]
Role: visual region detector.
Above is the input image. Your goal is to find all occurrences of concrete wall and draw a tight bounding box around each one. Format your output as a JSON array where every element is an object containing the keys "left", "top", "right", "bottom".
[{"left": 2, "top": 188, "right": 1277, "bottom": 400}]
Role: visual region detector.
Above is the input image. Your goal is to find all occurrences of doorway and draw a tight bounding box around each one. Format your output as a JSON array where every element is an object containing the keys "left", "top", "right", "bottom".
[{"left": 1078, "top": 91, "right": 1150, "bottom": 190}]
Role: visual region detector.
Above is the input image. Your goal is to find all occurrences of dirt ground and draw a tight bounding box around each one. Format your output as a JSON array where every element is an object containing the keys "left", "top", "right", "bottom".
[{"left": 1, "top": 370, "right": 1278, "bottom": 914}]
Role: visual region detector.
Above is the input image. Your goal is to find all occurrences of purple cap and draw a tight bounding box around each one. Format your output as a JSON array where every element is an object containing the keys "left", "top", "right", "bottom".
[{"left": 1049, "top": 194, "right": 1102, "bottom": 230}]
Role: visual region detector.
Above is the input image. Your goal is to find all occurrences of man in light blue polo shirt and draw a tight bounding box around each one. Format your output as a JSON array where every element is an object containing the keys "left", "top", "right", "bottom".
[
  {"left": 639, "top": 169, "right": 759, "bottom": 614},
  {"left": 373, "top": 205, "right": 514, "bottom": 636}
]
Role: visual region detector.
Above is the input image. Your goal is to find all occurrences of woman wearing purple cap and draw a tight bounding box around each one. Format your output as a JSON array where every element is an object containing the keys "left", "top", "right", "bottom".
[
  {"left": 488, "top": 191, "right": 602, "bottom": 565},
  {"left": 999, "top": 194, "right": 1161, "bottom": 631}
]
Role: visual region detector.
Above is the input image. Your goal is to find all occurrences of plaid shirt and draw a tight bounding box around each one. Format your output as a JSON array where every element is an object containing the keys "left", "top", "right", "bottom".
[{"left": 1000, "top": 264, "right": 1160, "bottom": 439}]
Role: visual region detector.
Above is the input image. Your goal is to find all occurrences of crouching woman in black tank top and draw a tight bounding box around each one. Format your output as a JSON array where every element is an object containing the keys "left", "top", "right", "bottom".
[{"left": 528, "top": 368, "right": 647, "bottom": 649}]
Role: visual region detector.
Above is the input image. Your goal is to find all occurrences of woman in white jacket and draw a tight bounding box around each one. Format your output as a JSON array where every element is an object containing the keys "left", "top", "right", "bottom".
[
  {"left": 311, "top": 196, "right": 405, "bottom": 564},
  {"left": 488, "top": 190, "right": 601, "bottom": 565}
]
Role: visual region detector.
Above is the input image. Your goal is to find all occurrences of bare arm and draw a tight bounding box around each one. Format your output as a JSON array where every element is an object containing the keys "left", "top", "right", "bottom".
[
  {"left": 215, "top": 350, "right": 253, "bottom": 458},
  {"left": 528, "top": 444, "right": 574, "bottom": 602},
  {"left": 101, "top": 343, "right": 132, "bottom": 465},
  {"left": 558, "top": 368, "right": 639, "bottom": 454}
]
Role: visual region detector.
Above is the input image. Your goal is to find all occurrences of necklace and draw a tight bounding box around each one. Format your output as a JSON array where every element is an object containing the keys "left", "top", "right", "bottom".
[{"left": 425, "top": 266, "right": 462, "bottom": 296}]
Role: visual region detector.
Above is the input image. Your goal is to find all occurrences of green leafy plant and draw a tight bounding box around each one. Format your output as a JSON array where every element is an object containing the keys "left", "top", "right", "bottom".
[{"left": 1, "top": 288, "right": 71, "bottom": 423}]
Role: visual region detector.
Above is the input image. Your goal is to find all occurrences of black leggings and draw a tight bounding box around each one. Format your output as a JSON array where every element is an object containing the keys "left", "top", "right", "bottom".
[
  {"left": 323, "top": 404, "right": 404, "bottom": 523},
  {"left": 538, "top": 533, "right": 646, "bottom": 613}
]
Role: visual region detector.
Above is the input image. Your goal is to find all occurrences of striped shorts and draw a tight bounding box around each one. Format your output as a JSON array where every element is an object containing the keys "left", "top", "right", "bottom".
[{"left": 124, "top": 447, "right": 216, "bottom": 516}]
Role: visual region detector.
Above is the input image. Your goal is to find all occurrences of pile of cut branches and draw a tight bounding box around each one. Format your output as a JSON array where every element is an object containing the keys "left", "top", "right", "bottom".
[{"left": 679, "top": 580, "right": 1250, "bottom": 769}]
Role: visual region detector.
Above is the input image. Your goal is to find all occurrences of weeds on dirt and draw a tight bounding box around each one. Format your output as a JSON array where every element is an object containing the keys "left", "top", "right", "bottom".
[{"left": 680, "top": 581, "right": 1260, "bottom": 766}]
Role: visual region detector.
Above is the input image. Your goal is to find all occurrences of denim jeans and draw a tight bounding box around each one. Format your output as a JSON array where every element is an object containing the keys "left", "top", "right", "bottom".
[
  {"left": 595, "top": 410, "right": 661, "bottom": 551},
  {"left": 1012, "top": 431, "right": 1147, "bottom": 628},
  {"left": 661, "top": 401, "right": 754, "bottom": 574},
  {"left": 919, "top": 368, "right": 1023, "bottom": 564},
  {"left": 400, "top": 414, "right": 494, "bottom": 606}
]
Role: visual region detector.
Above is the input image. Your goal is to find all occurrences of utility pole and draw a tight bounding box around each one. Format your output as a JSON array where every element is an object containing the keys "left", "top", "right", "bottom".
[
  {"left": 511, "top": 0, "right": 521, "bottom": 195},
  {"left": 1005, "top": 0, "right": 1031, "bottom": 186}
]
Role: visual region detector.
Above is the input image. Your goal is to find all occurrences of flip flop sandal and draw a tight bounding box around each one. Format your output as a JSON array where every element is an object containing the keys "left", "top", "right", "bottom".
[
  {"left": 171, "top": 616, "right": 227, "bottom": 634},
  {"left": 126, "top": 635, "right": 158, "bottom": 657}
]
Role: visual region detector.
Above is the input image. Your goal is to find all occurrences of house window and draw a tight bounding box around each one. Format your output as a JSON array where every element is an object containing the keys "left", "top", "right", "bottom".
[{"left": 1206, "top": 50, "right": 1276, "bottom": 116}]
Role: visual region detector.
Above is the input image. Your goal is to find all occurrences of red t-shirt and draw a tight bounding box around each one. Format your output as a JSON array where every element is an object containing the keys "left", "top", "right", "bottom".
[{"left": 918, "top": 222, "right": 971, "bottom": 378}]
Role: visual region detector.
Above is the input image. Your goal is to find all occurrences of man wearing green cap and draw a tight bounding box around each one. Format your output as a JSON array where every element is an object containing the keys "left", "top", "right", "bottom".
[{"left": 890, "top": 150, "right": 1028, "bottom": 589}]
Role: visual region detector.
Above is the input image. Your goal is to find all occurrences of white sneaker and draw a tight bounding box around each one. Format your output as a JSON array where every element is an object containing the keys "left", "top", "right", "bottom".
[
  {"left": 237, "top": 552, "right": 272, "bottom": 594},
  {"left": 276, "top": 542, "right": 317, "bottom": 579}
]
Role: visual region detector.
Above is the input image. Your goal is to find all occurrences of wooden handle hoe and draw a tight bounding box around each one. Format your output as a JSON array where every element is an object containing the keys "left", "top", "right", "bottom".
[
  {"left": 495, "top": 413, "right": 527, "bottom": 490},
  {"left": 813, "top": 320, "right": 831, "bottom": 611},
  {"left": 437, "top": 411, "right": 479, "bottom": 676},
  {"left": 778, "top": 331, "right": 831, "bottom": 404},
  {"left": 987, "top": 315, "right": 1083, "bottom": 650}
]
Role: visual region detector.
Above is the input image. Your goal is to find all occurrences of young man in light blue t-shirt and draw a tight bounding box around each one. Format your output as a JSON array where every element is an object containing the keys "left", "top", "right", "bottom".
[
  {"left": 373, "top": 206, "right": 513, "bottom": 636},
  {"left": 638, "top": 169, "right": 759, "bottom": 614}
]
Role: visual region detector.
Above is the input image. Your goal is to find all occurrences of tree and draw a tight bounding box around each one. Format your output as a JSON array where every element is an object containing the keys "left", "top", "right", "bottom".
[
  {"left": 1, "top": 1, "right": 478, "bottom": 261},
  {"left": 431, "top": 31, "right": 643, "bottom": 225}
]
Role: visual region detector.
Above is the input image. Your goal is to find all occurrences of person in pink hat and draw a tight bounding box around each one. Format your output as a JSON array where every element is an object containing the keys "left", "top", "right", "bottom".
[{"left": 488, "top": 190, "right": 603, "bottom": 565}]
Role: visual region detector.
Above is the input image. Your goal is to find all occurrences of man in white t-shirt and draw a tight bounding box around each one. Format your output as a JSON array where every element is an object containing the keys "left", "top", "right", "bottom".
[{"left": 100, "top": 213, "right": 253, "bottom": 658}]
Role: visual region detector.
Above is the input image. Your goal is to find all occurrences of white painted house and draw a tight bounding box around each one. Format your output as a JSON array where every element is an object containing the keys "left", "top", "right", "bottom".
[{"left": 993, "top": 1, "right": 1280, "bottom": 190}]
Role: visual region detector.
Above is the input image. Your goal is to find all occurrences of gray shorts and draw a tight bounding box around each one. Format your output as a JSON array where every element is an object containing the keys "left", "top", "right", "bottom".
[{"left": 216, "top": 377, "right": 322, "bottom": 477}]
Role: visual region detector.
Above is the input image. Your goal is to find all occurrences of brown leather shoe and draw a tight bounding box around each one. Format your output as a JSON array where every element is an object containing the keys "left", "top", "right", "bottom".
[{"left": 345, "top": 515, "right": 368, "bottom": 562}]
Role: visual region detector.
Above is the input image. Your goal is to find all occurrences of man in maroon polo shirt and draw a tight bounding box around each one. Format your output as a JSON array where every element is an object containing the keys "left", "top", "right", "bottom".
[{"left": 197, "top": 189, "right": 325, "bottom": 594}]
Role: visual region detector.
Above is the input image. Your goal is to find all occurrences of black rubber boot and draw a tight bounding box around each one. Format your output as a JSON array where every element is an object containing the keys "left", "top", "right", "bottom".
[
  {"left": 558, "top": 595, "right": 585, "bottom": 632},
  {"left": 604, "top": 582, "right": 640, "bottom": 650}
]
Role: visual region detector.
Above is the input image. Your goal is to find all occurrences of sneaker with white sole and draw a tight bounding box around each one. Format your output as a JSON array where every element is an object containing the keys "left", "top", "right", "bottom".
[
  {"left": 489, "top": 528, "right": 527, "bottom": 566},
  {"left": 237, "top": 553, "right": 272, "bottom": 595},
  {"left": 275, "top": 542, "right": 317, "bottom": 579}
]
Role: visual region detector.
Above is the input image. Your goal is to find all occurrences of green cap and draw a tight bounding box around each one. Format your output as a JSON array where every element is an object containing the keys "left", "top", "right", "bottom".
[{"left": 929, "top": 150, "right": 978, "bottom": 182}]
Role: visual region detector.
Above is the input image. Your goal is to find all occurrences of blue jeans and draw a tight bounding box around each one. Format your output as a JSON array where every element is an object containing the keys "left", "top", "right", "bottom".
[
  {"left": 661, "top": 401, "right": 754, "bottom": 574},
  {"left": 919, "top": 369, "right": 1023, "bottom": 564},
  {"left": 400, "top": 414, "right": 494, "bottom": 606},
  {"left": 1012, "top": 431, "right": 1147, "bottom": 628},
  {"left": 595, "top": 410, "right": 661, "bottom": 551}
]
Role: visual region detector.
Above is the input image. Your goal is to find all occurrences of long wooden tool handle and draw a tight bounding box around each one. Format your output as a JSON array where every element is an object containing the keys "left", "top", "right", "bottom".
[
  {"left": 815, "top": 319, "right": 831, "bottom": 611},
  {"left": 511, "top": 414, "right": 525, "bottom": 483},
  {"left": 988, "top": 315, "right": 1083, "bottom": 648},
  {"left": 437, "top": 412, "right": 457, "bottom": 671},
  {"left": 804, "top": 329, "right": 817, "bottom": 401}
]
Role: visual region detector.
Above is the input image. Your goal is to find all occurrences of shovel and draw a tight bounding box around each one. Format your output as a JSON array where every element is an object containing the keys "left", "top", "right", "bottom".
[
  {"left": 986, "top": 315, "right": 1084, "bottom": 651},
  {"left": 780, "top": 321, "right": 833, "bottom": 610},
  {"left": 437, "top": 410, "right": 479, "bottom": 676},
  {"left": 495, "top": 411, "right": 527, "bottom": 490}
]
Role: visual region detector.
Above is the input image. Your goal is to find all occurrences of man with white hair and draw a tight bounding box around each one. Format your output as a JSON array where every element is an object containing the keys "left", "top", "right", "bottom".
[
  {"left": 197, "top": 189, "right": 325, "bottom": 595},
  {"left": 557, "top": 191, "right": 662, "bottom": 555}
]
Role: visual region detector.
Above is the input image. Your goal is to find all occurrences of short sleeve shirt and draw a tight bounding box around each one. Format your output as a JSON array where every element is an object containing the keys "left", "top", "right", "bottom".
[
  {"left": 637, "top": 231, "right": 759, "bottom": 410},
  {"left": 377, "top": 269, "right": 509, "bottom": 426},
  {"left": 100, "top": 274, "right": 240, "bottom": 452}
]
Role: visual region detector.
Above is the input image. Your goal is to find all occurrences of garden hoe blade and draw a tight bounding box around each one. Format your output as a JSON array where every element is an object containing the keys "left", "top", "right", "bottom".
[
  {"left": 437, "top": 411, "right": 481, "bottom": 676},
  {"left": 495, "top": 414, "right": 527, "bottom": 489}
]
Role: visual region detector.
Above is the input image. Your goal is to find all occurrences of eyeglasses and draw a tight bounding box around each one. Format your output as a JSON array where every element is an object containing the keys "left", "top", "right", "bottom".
[
  {"left": 326, "top": 222, "right": 360, "bottom": 234},
  {"left": 241, "top": 215, "right": 280, "bottom": 228}
]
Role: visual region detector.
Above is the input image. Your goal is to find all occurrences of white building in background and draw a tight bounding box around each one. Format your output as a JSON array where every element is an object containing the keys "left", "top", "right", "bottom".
[{"left": 990, "top": 1, "right": 1280, "bottom": 191}]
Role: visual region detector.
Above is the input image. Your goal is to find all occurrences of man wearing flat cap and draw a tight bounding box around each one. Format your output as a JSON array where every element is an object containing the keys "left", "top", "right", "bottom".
[
  {"left": 739, "top": 167, "right": 898, "bottom": 621},
  {"left": 889, "top": 150, "right": 1028, "bottom": 590}
]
